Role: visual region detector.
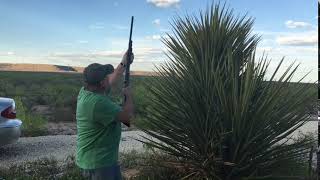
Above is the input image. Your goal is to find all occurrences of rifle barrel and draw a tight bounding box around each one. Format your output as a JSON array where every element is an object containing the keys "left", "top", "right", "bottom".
[{"left": 124, "top": 16, "right": 134, "bottom": 88}]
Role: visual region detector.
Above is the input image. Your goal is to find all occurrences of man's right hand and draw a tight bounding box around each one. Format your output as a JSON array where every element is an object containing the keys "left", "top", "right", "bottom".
[
  {"left": 122, "top": 86, "right": 132, "bottom": 98},
  {"left": 117, "top": 86, "right": 134, "bottom": 125}
]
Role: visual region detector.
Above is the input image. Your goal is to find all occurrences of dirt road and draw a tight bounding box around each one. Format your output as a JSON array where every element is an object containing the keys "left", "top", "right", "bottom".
[{"left": 0, "top": 131, "right": 146, "bottom": 168}]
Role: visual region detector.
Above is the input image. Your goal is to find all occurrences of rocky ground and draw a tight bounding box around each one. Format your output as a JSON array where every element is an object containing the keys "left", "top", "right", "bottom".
[
  {"left": 46, "top": 122, "right": 77, "bottom": 135},
  {"left": 0, "top": 131, "right": 147, "bottom": 169},
  {"left": 45, "top": 122, "right": 134, "bottom": 135}
]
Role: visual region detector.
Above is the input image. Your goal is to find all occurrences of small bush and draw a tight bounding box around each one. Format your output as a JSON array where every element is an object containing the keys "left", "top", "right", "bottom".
[
  {"left": 52, "top": 107, "right": 75, "bottom": 122},
  {"left": 14, "top": 97, "right": 48, "bottom": 137}
]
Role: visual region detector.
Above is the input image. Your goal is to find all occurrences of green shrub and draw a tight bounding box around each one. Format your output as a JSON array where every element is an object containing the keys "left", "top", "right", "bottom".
[
  {"left": 14, "top": 97, "right": 47, "bottom": 137},
  {"left": 139, "top": 3, "right": 316, "bottom": 180},
  {"left": 133, "top": 84, "right": 151, "bottom": 117}
]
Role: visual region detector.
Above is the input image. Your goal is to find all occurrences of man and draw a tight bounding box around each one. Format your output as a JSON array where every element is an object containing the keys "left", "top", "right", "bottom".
[{"left": 76, "top": 52, "right": 134, "bottom": 180}]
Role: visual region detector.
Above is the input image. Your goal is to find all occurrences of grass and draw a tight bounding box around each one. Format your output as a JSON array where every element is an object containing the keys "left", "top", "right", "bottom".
[
  {"left": 0, "top": 71, "right": 316, "bottom": 117},
  {"left": 0, "top": 71, "right": 154, "bottom": 136},
  {"left": 0, "top": 71, "right": 317, "bottom": 178},
  {"left": 0, "top": 149, "right": 179, "bottom": 179},
  {"left": 0, "top": 144, "right": 316, "bottom": 180},
  {"left": 20, "top": 114, "right": 47, "bottom": 137},
  {"left": 0, "top": 71, "right": 153, "bottom": 125},
  {"left": 0, "top": 156, "right": 85, "bottom": 180},
  {"left": 0, "top": 71, "right": 316, "bottom": 129},
  {"left": 14, "top": 96, "right": 48, "bottom": 137},
  {"left": 0, "top": 151, "right": 154, "bottom": 180}
]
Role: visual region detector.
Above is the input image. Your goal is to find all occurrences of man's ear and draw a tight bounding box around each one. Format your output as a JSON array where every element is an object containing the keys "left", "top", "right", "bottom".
[{"left": 99, "top": 80, "right": 105, "bottom": 88}]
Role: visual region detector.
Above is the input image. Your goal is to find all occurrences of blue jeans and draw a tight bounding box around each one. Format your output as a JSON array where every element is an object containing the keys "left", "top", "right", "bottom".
[{"left": 82, "top": 164, "right": 122, "bottom": 180}]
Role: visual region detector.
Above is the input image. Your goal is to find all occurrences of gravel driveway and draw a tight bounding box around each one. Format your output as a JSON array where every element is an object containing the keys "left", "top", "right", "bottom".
[
  {"left": 0, "top": 122, "right": 317, "bottom": 169},
  {"left": 0, "top": 131, "right": 147, "bottom": 169}
]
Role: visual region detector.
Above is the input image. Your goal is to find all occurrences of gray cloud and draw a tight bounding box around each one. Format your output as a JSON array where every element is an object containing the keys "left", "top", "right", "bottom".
[
  {"left": 276, "top": 34, "right": 317, "bottom": 46},
  {"left": 145, "top": 35, "right": 161, "bottom": 40},
  {"left": 0, "top": 51, "right": 15, "bottom": 56},
  {"left": 146, "top": 0, "right": 180, "bottom": 8},
  {"left": 285, "top": 20, "right": 312, "bottom": 29},
  {"left": 152, "top": 19, "right": 161, "bottom": 26},
  {"left": 49, "top": 47, "right": 165, "bottom": 63}
]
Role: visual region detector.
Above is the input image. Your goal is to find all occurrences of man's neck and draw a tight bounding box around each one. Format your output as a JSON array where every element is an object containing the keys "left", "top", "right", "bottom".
[{"left": 85, "top": 85, "right": 105, "bottom": 95}]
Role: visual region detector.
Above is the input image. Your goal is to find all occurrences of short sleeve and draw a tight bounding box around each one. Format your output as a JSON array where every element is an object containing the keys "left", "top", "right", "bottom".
[{"left": 94, "top": 98, "right": 122, "bottom": 126}]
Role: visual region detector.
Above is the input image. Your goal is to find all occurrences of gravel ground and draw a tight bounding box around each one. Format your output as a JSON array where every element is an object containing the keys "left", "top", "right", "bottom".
[
  {"left": 0, "top": 122, "right": 317, "bottom": 169},
  {"left": 44, "top": 122, "right": 137, "bottom": 136},
  {"left": 0, "top": 131, "right": 147, "bottom": 169}
]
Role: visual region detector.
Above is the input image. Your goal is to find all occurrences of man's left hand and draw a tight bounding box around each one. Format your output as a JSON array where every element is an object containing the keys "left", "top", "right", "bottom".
[{"left": 121, "top": 51, "right": 134, "bottom": 65}]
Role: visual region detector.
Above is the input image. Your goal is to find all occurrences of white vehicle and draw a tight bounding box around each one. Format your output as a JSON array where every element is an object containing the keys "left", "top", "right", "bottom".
[{"left": 0, "top": 97, "right": 22, "bottom": 147}]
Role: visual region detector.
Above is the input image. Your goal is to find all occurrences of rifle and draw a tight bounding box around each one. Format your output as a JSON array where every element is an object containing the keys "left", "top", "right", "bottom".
[{"left": 122, "top": 16, "right": 134, "bottom": 127}]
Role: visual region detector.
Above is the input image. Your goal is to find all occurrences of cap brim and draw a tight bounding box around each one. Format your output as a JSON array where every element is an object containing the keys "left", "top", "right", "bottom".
[{"left": 101, "top": 64, "right": 114, "bottom": 75}]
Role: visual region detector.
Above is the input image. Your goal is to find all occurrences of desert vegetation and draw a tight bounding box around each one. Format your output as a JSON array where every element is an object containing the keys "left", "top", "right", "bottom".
[
  {"left": 137, "top": 3, "right": 317, "bottom": 180},
  {"left": 0, "top": 2, "right": 317, "bottom": 179},
  {"left": 0, "top": 71, "right": 152, "bottom": 136}
]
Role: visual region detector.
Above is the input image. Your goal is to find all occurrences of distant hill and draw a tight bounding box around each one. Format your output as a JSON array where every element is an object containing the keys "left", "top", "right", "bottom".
[{"left": 0, "top": 63, "right": 156, "bottom": 76}]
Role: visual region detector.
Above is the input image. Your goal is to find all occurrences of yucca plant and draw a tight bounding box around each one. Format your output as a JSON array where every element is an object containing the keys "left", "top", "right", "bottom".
[{"left": 139, "top": 3, "right": 317, "bottom": 180}]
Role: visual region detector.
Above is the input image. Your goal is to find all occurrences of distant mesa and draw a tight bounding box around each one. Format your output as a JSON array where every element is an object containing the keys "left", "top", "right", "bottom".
[
  {"left": 0, "top": 63, "right": 11, "bottom": 69},
  {"left": 0, "top": 63, "right": 156, "bottom": 76},
  {"left": 0, "top": 63, "right": 79, "bottom": 73},
  {"left": 54, "top": 65, "right": 77, "bottom": 72}
]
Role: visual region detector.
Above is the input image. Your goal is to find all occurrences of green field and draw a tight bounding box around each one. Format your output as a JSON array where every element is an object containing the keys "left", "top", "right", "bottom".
[
  {"left": 0, "top": 71, "right": 151, "bottom": 134},
  {"left": 0, "top": 70, "right": 317, "bottom": 123}
]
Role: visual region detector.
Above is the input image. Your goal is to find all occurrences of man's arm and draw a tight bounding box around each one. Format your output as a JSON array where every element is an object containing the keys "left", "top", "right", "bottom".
[
  {"left": 108, "top": 63, "right": 125, "bottom": 88},
  {"left": 116, "top": 95, "right": 134, "bottom": 124},
  {"left": 109, "top": 52, "right": 133, "bottom": 88},
  {"left": 116, "top": 87, "right": 134, "bottom": 124}
]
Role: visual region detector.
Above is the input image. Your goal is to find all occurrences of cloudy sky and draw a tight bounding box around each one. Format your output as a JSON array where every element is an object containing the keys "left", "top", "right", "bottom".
[{"left": 0, "top": 0, "right": 317, "bottom": 82}]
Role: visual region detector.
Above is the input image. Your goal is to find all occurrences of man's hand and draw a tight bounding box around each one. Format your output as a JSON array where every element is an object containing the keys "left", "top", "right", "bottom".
[
  {"left": 121, "top": 51, "right": 134, "bottom": 66},
  {"left": 116, "top": 86, "right": 134, "bottom": 126},
  {"left": 122, "top": 86, "right": 132, "bottom": 98},
  {"left": 109, "top": 51, "right": 134, "bottom": 88}
]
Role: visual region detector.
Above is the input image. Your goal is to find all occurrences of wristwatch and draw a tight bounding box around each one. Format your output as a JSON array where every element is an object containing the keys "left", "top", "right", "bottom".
[{"left": 120, "top": 62, "right": 126, "bottom": 68}]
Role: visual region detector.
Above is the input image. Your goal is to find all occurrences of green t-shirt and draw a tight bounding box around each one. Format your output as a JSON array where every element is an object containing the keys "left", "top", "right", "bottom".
[{"left": 76, "top": 87, "right": 122, "bottom": 169}]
